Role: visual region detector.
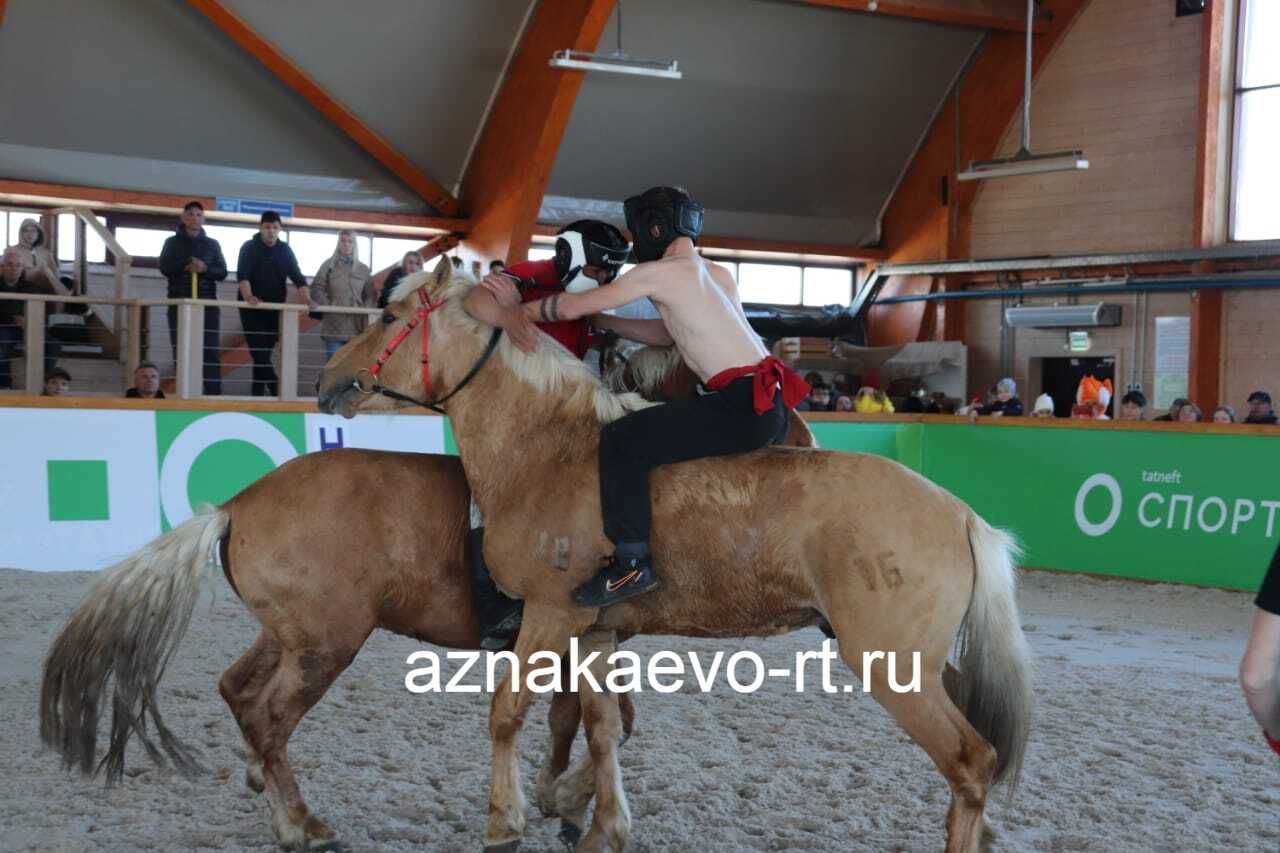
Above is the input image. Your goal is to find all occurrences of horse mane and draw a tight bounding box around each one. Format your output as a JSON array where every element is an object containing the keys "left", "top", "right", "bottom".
[
  {"left": 394, "top": 270, "right": 655, "bottom": 424},
  {"left": 604, "top": 344, "right": 684, "bottom": 397}
]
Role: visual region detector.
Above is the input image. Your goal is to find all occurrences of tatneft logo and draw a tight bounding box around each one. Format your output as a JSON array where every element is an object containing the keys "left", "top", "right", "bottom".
[{"left": 1074, "top": 471, "right": 1280, "bottom": 540}]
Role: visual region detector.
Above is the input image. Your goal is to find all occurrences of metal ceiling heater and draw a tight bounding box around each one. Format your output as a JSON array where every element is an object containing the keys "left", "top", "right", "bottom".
[{"left": 957, "top": 0, "right": 1089, "bottom": 181}]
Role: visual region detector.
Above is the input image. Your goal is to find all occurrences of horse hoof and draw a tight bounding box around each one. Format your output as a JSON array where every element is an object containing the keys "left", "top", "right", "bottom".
[
  {"left": 483, "top": 841, "right": 521, "bottom": 853},
  {"left": 558, "top": 821, "right": 582, "bottom": 850}
]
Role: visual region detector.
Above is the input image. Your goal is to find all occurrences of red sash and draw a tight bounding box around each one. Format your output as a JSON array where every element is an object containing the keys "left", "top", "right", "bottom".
[{"left": 705, "top": 356, "right": 811, "bottom": 415}]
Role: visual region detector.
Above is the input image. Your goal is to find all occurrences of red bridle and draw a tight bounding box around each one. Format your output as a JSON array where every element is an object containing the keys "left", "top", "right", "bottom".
[
  {"left": 352, "top": 287, "right": 502, "bottom": 413},
  {"left": 355, "top": 288, "right": 444, "bottom": 400}
]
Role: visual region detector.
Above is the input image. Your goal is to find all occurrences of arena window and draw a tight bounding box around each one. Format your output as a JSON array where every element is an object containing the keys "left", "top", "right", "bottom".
[
  {"left": 738, "top": 263, "right": 803, "bottom": 305},
  {"left": 1232, "top": 0, "right": 1280, "bottom": 241}
]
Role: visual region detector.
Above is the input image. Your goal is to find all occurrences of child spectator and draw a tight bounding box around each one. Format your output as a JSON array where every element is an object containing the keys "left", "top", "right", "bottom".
[
  {"left": 1031, "top": 393, "right": 1055, "bottom": 418},
  {"left": 1212, "top": 405, "right": 1236, "bottom": 424},
  {"left": 42, "top": 367, "right": 71, "bottom": 396},
  {"left": 970, "top": 377, "right": 1023, "bottom": 419},
  {"left": 853, "top": 386, "right": 895, "bottom": 414},
  {"left": 798, "top": 383, "right": 831, "bottom": 412},
  {"left": 1119, "top": 390, "right": 1147, "bottom": 421},
  {"left": 1176, "top": 401, "right": 1203, "bottom": 422},
  {"left": 1153, "top": 397, "right": 1189, "bottom": 422}
]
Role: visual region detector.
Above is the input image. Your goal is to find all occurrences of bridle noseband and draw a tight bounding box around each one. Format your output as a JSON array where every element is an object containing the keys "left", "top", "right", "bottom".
[{"left": 353, "top": 288, "right": 502, "bottom": 414}]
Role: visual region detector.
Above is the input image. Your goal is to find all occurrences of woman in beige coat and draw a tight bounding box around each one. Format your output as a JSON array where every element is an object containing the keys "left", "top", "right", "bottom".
[
  {"left": 7, "top": 218, "right": 62, "bottom": 293},
  {"left": 310, "top": 229, "right": 374, "bottom": 361}
]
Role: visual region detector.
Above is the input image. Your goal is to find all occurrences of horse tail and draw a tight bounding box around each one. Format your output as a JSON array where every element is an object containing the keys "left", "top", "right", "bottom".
[
  {"left": 40, "top": 505, "right": 230, "bottom": 785},
  {"left": 950, "top": 512, "right": 1034, "bottom": 793}
]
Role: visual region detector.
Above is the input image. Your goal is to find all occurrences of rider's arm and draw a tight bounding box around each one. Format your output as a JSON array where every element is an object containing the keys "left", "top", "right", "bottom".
[
  {"left": 591, "top": 314, "right": 674, "bottom": 346},
  {"left": 522, "top": 267, "right": 659, "bottom": 324},
  {"left": 464, "top": 283, "right": 540, "bottom": 351}
]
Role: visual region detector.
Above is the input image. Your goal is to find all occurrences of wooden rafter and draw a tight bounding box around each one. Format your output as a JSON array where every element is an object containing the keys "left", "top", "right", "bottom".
[
  {"left": 459, "top": 0, "right": 617, "bottom": 265},
  {"left": 0, "top": 179, "right": 466, "bottom": 234},
  {"left": 185, "top": 0, "right": 460, "bottom": 216}
]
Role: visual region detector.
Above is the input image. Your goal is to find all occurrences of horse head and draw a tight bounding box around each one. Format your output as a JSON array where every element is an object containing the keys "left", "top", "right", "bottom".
[{"left": 317, "top": 256, "right": 475, "bottom": 418}]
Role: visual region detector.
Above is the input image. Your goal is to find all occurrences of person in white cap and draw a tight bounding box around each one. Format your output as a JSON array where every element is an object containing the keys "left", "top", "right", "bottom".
[{"left": 1030, "top": 393, "right": 1055, "bottom": 418}]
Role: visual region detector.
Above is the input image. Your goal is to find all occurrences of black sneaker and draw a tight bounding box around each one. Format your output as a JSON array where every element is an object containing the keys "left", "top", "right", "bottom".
[
  {"left": 479, "top": 600, "right": 523, "bottom": 651},
  {"left": 572, "top": 555, "right": 660, "bottom": 608}
]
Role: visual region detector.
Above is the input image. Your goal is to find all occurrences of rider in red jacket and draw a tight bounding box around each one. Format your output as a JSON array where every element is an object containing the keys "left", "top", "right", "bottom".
[{"left": 468, "top": 220, "right": 633, "bottom": 648}]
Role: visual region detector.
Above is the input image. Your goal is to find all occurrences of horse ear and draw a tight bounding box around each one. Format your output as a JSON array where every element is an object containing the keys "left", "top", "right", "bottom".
[{"left": 420, "top": 255, "right": 453, "bottom": 298}]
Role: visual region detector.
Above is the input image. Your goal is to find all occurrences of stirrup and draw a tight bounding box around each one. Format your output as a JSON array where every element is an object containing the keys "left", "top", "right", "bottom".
[{"left": 479, "top": 605, "right": 523, "bottom": 651}]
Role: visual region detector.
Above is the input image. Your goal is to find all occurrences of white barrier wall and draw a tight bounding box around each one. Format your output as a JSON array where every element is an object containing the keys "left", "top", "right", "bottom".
[{"left": 0, "top": 407, "right": 445, "bottom": 571}]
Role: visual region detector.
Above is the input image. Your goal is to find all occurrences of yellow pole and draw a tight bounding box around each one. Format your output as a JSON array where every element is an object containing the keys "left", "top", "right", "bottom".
[{"left": 190, "top": 269, "right": 198, "bottom": 299}]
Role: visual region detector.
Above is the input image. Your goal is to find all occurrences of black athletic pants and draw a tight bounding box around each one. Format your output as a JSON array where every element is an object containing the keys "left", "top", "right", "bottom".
[
  {"left": 238, "top": 306, "right": 280, "bottom": 396},
  {"left": 598, "top": 375, "right": 789, "bottom": 545},
  {"left": 168, "top": 304, "right": 222, "bottom": 396},
  {"left": 1257, "top": 539, "right": 1280, "bottom": 615}
]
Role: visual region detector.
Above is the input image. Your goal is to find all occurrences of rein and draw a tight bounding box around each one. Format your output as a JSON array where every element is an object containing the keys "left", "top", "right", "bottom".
[{"left": 353, "top": 288, "right": 502, "bottom": 414}]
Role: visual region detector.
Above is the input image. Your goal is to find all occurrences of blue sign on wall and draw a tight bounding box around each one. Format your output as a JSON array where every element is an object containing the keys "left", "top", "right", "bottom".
[{"left": 215, "top": 197, "right": 295, "bottom": 218}]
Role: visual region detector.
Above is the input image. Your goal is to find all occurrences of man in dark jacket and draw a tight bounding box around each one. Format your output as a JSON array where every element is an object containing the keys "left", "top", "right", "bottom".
[
  {"left": 236, "top": 211, "right": 312, "bottom": 396},
  {"left": 159, "top": 201, "right": 228, "bottom": 395}
]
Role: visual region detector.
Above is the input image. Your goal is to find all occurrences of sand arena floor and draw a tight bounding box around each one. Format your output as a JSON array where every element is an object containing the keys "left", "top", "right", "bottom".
[{"left": 1, "top": 566, "right": 1276, "bottom": 852}]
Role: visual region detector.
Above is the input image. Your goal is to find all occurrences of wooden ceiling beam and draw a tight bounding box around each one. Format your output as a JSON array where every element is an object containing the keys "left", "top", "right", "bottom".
[
  {"left": 459, "top": 0, "right": 617, "bottom": 265},
  {"left": 0, "top": 178, "right": 466, "bottom": 234},
  {"left": 788, "top": 0, "right": 1049, "bottom": 33},
  {"left": 185, "top": 0, "right": 460, "bottom": 216}
]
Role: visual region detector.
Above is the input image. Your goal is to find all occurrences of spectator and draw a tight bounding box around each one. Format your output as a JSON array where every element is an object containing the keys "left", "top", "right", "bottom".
[
  {"left": 1119, "top": 390, "right": 1147, "bottom": 421},
  {"left": 972, "top": 377, "right": 1023, "bottom": 418},
  {"left": 42, "top": 367, "right": 71, "bottom": 396},
  {"left": 5, "top": 217, "right": 61, "bottom": 292},
  {"left": 834, "top": 394, "right": 854, "bottom": 412},
  {"left": 899, "top": 393, "right": 925, "bottom": 414},
  {"left": 310, "top": 229, "right": 374, "bottom": 361},
  {"left": 489, "top": 259, "right": 506, "bottom": 274},
  {"left": 1176, "top": 401, "right": 1203, "bottom": 423},
  {"left": 1153, "top": 397, "right": 1190, "bottom": 422},
  {"left": 158, "top": 201, "right": 228, "bottom": 395},
  {"left": 378, "top": 250, "right": 424, "bottom": 309},
  {"left": 1031, "top": 393, "right": 1055, "bottom": 418},
  {"left": 236, "top": 211, "right": 312, "bottom": 397},
  {"left": 854, "top": 386, "right": 895, "bottom": 414},
  {"left": 1245, "top": 391, "right": 1277, "bottom": 425},
  {"left": 798, "top": 383, "right": 831, "bottom": 412},
  {"left": 125, "top": 361, "right": 165, "bottom": 399},
  {"left": 1071, "top": 403, "right": 1095, "bottom": 419},
  {"left": 803, "top": 371, "right": 824, "bottom": 388},
  {"left": 0, "top": 247, "right": 61, "bottom": 388},
  {"left": 1212, "top": 405, "right": 1236, "bottom": 424}
]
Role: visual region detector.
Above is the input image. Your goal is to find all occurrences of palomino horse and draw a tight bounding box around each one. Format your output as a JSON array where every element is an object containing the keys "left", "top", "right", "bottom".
[
  {"left": 37, "top": 335, "right": 792, "bottom": 851},
  {"left": 318, "top": 258, "right": 1033, "bottom": 853},
  {"left": 38, "top": 448, "right": 639, "bottom": 851}
]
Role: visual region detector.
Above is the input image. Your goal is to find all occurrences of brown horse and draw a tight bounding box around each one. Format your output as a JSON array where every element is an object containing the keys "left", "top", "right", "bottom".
[
  {"left": 36, "top": 333, "right": 783, "bottom": 852},
  {"left": 318, "top": 259, "right": 1033, "bottom": 853},
  {"left": 38, "top": 448, "right": 642, "bottom": 851}
]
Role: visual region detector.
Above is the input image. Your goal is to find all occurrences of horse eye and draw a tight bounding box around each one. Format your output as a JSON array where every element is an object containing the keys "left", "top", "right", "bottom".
[{"left": 381, "top": 313, "right": 396, "bottom": 325}]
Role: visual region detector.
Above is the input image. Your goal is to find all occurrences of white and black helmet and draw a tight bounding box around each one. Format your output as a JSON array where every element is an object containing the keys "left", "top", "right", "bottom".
[{"left": 554, "top": 220, "right": 631, "bottom": 293}]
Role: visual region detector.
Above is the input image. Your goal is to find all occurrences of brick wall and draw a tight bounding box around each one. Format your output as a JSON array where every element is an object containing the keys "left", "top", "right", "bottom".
[{"left": 967, "top": 0, "right": 1202, "bottom": 257}]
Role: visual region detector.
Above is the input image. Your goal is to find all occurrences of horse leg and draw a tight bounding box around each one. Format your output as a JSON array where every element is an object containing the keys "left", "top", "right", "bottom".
[
  {"left": 562, "top": 630, "right": 629, "bottom": 853},
  {"left": 484, "top": 615, "right": 578, "bottom": 852},
  {"left": 840, "top": 641, "right": 996, "bottom": 853},
  {"left": 536, "top": 672, "right": 582, "bottom": 816},
  {"left": 537, "top": 662, "right": 638, "bottom": 820},
  {"left": 240, "top": 645, "right": 360, "bottom": 852},
  {"left": 218, "top": 630, "right": 281, "bottom": 795}
]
